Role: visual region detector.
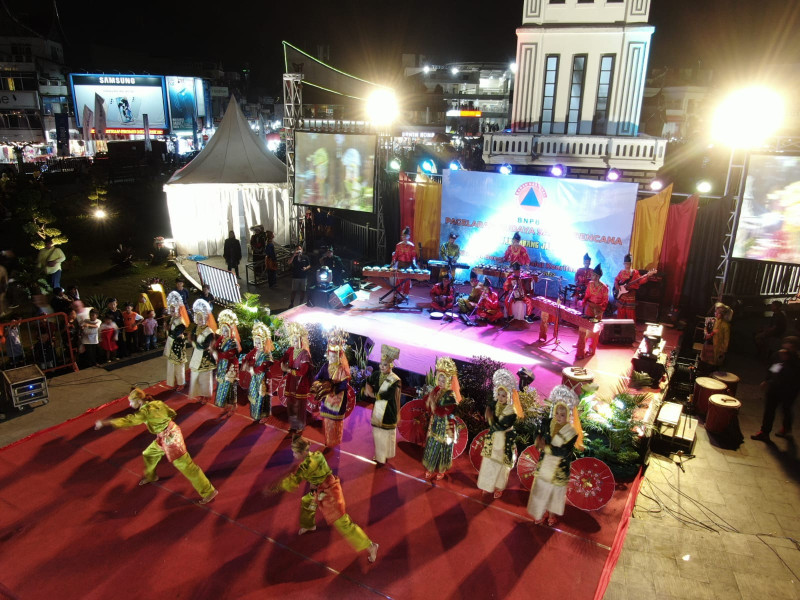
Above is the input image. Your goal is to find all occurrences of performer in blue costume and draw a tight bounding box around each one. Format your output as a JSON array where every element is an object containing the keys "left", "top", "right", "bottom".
[
  {"left": 213, "top": 309, "right": 241, "bottom": 416},
  {"left": 242, "top": 320, "right": 274, "bottom": 422}
]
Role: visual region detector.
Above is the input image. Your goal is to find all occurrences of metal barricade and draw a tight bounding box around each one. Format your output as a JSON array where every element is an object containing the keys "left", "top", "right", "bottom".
[
  {"left": 197, "top": 262, "right": 243, "bottom": 307},
  {"left": 0, "top": 312, "right": 79, "bottom": 375}
]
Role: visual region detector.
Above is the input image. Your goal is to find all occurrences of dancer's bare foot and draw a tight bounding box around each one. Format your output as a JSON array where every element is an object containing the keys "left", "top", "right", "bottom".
[
  {"left": 424, "top": 471, "right": 434, "bottom": 480},
  {"left": 175, "top": 385, "right": 185, "bottom": 392},
  {"left": 138, "top": 476, "right": 159, "bottom": 486},
  {"left": 197, "top": 489, "right": 218, "bottom": 505},
  {"left": 367, "top": 542, "right": 379, "bottom": 563},
  {"left": 547, "top": 514, "right": 558, "bottom": 526},
  {"left": 298, "top": 526, "right": 317, "bottom": 536},
  {"left": 435, "top": 472, "right": 445, "bottom": 481},
  {"left": 493, "top": 490, "right": 503, "bottom": 499}
]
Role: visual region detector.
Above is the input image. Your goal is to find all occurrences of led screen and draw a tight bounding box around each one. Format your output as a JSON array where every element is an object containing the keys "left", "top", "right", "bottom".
[
  {"left": 70, "top": 74, "right": 168, "bottom": 129},
  {"left": 166, "top": 76, "right": 197, "bottom": 130},
  {"left": 294, "top": 132, "right": 376, "bottom": 213},
  {"left": 732, "top": 154, "right": 800, "bottom": 263}
]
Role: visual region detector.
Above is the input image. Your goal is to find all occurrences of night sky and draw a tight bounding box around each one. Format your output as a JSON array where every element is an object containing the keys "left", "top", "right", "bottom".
[{"left": 10, "top": 0, "right": 800, "bottom": 91}]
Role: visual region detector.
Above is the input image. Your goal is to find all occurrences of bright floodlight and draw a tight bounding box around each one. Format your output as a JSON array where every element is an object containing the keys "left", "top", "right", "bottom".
[
  {"left": 388, "top": 158, "right": 402, "bottom": 171},
  {"left": 696, "top": 180, "right": 713, "bottom": 194},
  {"left": 94, "top": 208, "right": 107, "bottom": 219},
  {"left": 365, "top": 88, "right": 399, "bottom": 127},
  {"left": 650, "top": 179, "right": 664, "bottom": 191},
  {"left": 499, "top": 164, "right": 512, "bottom": 175},
  {"left": 510, "top": 62, "right": 518, "bottom": 74},
  {"left": 420, "top": 159, "right": 436, "bottom": 174},
  {"left": 606, "top": 168, "right": 621, "bottom": 182},
  {"left": 423, "top": 65, "right": 431, "bottom": 74},
  {"left": 711, "top": 86, "right": 784, "bottom": 148},
  {"left": 451, "top": 67, "right": 459, "bottom": 75},
  {"left": 449, "top": 161, "right": 463, "bottom": 171},
  {"left": 549, "top": 164, "right": 565, "bottom": 177},
  {"left": 266, "top": 139, "right": 280, "bottom": 152}
]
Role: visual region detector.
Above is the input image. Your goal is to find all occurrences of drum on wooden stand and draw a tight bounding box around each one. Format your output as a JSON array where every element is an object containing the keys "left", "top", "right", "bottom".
[
  {"left": 692, "top": 376, "right": 727, "bottom": 415},
  {"left": 561, "top": 367, "right": 594, "bottom": 397},
  {"left": 706, "top": 394, "right": 741, "bottom": 434},
  {"left": 711, "top": 371, "right": 740, "bottom": 397}
]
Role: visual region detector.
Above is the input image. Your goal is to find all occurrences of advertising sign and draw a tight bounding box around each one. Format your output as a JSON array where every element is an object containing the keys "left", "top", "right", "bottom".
[
  {"left": 441, "top": 171, "right": 638, "bottom": 293},
  {"left": 0, "top": 90, "right": 39, "bottom": 109},
  {"left": 69, "top": 74, "right": 168, "bottom": 129},
  {"left": 166, "top": 76, "right": 197, "bottom": 130},
  {"left": 210, "top": 86, "right": 229, "bottom": 98}
]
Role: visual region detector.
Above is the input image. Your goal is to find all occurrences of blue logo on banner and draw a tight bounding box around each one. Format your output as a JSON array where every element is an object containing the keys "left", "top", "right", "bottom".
[{"left": 520, "top": 187, "right": 540, "bottom": 207}]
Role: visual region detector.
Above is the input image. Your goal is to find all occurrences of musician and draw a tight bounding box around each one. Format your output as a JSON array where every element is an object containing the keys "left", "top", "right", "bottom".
[
  {"left": 581, "top": 265, "right": 609, "bottom": 357},
  {"left": 502, "top": 232, "right": 531, "bottom": 266},
  {"left": 477, "top": 278, "right": 504, "bottom": 324},
  {"left": 440, "top": 232, "right": 461, "bottom": 265},
  {"left": 574, "top": 253, "right": 592, "bottom": 299},
  {"left": 614, "top": 254, "right": 651, "bottom": 320},
  {"left": 430, "top": 271, "right": 455, "bottom": 313},
  {"left": 391, "top": 226, "right": 418, "bottom": 303},
  {"left": 457, "top": 271, "right": 484, "bottom": 315},
  {"left": 503, "top": 262, "right": 534, "bottom": 322}
]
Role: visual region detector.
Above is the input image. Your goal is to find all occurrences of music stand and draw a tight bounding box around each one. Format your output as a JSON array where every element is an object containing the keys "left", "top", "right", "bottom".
[{"left": 540, "top": 277, "right": 568, "bottom": 354}]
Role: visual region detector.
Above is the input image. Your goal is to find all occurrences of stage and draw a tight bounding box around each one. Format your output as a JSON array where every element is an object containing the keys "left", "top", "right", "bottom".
[{"left": 0, "top": 285, "right": 675, "bottom": 599}]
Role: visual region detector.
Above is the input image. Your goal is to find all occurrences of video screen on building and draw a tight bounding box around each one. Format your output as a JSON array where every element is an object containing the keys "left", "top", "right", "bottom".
[
  {"left": 732, "top": 154, "right": 800, "bottom": 263},
  {"left": 69, "top": 74, "right": 168, "bottom": 130},
  {"left": 166, "top": 76, "right": 197, "bottom": 130},
  {"left": 294, "top": 132, "right": 376, "bottom": 213}
]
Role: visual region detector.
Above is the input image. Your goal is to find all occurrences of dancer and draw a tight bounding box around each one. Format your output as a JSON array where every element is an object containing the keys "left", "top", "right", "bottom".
[
  {"left": 164, "top": 291, "right": 190, "bottom": 390},
  {"left": 365, "top": 344, "right": 402, "bottom": 465},
  {"left": 430, "top": 271, "right": 455, "bottom": 313},
  {"left": 422, "top": 356, "right": 462, "bottom": 480},
  {"left": 94, "top": 387, "right": 218, "bottom": 504},
  {"left": 581, "top": 264, "right": 609, "bottom": 356},
  {"left": 391, "top": 226, "right": 418, "bottom": 304},
  {"left": 313, "top": 328, "right": 351, "bottom": 448},
  {"left": 526, "top": 386, "right": 582, "bottom": 526},
  {"left": 502, "top": 231, "right": 531, "bottom": 266},
  {"left": 477, "top": 369, "right": 523, "bottom": 498},
  {"left": 504, "top": 262, "right": 534, "bottom": 322},
  {"left": 189, "top": 299, "right": 217, "bottom": 403},
  {"left": 213, "top": 309, "right": 242, "bottom": 416},
  {"left": 476, "top": 278, "right": 504, "bottom": 324},
  {"left": 268, "top": 435, "right": 378, "bottom": 562},
  {"left": 242, "top": 321, "right": 274, "bottom": 422},
  {"left": 280, "top": 322, "right": 313, "bottom": 433}
]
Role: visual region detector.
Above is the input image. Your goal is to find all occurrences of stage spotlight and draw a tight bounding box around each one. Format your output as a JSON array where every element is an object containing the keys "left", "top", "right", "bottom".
[
  {"left": 649, "top": 179, "right": 664, "bottom": 191},
  {"left": 388, "top": 158, "right": 402, "bottom": 171},
  {"left": 549, "top": 164, "right": 565, "bottom": 177},
  {"left": 423, "top": 65, "right": 431, "bottom": 74},
  {"left": 499, "top": 164, "right": 512, "bottom": 175},
  {"left": 420, "top": 159, "right": 437, "bottom": 174},
  {"left": 696, "top": 180, "right": 713, "bottom": 194},
  {"left": 365, "top": 88, "right": 399, "bottom": 128},
  {"left": 605, "top": 168, "right": 621, "bottom": 182},
  {"left": 316, "top": 267, "right": 333, "bottom": 289},
  {"left": 451, "top": 67, "right": 459, "bottom": 75},
  {"left": 449, "top": 161, "right": 463, "bottom": 171},
  {"left": 94, "top": 208, "right": 107, "bottom": 219},
  {"left": 510, "top": 62, "right": 518, "bottom": 74}
]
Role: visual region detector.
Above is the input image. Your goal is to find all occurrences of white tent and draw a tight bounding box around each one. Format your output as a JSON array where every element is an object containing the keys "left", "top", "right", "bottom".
[{"left": 164, "top": 97, "right": 290, "bottom": 256}]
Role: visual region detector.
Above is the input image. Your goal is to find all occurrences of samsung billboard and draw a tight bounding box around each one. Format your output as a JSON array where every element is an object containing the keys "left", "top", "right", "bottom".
[{"left": 69, "top": 74, "right": 169, "bottom": 130}]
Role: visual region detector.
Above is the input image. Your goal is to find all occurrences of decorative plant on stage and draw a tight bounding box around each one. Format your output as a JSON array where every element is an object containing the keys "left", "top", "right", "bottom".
[
  {"left": 231, "top": 292, "right": 281, "bottom": 353},
  {"left": 455, "top": 355, "right": 506, "bottom": 438},
  {"left": 346, "top": 336, "right": 373, "bottom": 398},
  {"left": 512, "top": 387, "right": 549, "bottom": 449}
]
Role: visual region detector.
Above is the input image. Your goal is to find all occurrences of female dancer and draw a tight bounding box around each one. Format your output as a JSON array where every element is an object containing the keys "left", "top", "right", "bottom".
[
  {"left": 280, "top": 322, "right": 313, "bottom": 433},
  {"left": 95, "top": 387, "right": 218, "bottom": 504},
  {"left": 189, "top": 299, "right": 217, "bottom": 403},
  {"left": 268, "top": 435, "right": 378, "bottom": 563},
  {"left": 314, "top": 328, "right": 351, "bottom": 448},
  {"left": 422, "top": 356, "right": 461, "bottom": 480},
  {"left": 477, "top": 369, "right": 523, "bottom": 498},
  {"left": 164, "top": 292, "right": 190, "bottom": 390},
  {"left": 242, "top": 320, "right": 274, "bottom": 422},
  {"left": 365, "top": 345, "right": 401, "bottom": 465},
  {"left": 213, "top": 309, "right": 242, "bottom": 416}
]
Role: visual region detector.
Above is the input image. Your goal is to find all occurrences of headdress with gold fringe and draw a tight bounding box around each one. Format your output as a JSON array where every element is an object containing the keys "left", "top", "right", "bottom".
[
  {"left": 492, "top": 368, "right": 523, "bottom": 418},
  {"left": 435, "top": 356, "right": 461, "bottom": 404}
]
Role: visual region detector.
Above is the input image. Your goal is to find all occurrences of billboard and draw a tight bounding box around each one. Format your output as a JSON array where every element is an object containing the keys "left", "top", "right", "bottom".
[
  {"left": 294, "top": 132, "right": 376, "bottom": 213},
  {"left": 732, "top": 154, "right": 800, "bottom": 263},
  {"left": 166, "top": 76, "right": 197, "bottom": 130},
  {"left": 441, "top": 170, "right": 638, "bottom": 294},
  {"left": 70, "top": 74, "right": 168, "bottom": 130}
]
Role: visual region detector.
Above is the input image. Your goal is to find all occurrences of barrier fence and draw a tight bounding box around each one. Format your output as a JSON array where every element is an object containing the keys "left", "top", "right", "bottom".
[
  {"left": 0, "top": 312, "right": 78, "bottom": 375},
  {"left": 197, "top": 262, "right": 242, "bottom": 307}
]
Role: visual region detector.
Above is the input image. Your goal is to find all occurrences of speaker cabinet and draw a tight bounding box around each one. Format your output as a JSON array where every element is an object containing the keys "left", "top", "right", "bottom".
[
  {"left": 329, "top": 284, "right": 356, "bottom": 309},
  {"left": 599, "top": 319, "right": 636, "bottom": 345}
]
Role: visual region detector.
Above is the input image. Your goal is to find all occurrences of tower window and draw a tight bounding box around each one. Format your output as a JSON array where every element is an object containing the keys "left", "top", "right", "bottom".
[
  {"left": 539, "top": 55, "right": 560, "bottom": 134},
  {"left": 566, "top": 55, "right": 587, "bottom": 135}
]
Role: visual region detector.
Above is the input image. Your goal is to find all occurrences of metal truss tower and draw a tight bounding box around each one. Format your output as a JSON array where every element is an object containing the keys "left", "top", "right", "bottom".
[{"left": 283, "top": 73, "right": 304, "bottom": 245}]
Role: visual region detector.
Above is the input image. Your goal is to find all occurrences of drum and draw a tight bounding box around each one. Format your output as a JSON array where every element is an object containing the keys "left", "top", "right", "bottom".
[
  {"left": 693, "top": 377, "right": 727, "bottom": 415},
  {"left": 711, "top": 371, "right": 740, "bottom": 397},
  {"left": 519, "top": 274, "right": 535, "bottom": 294},
  {"left": 706, "top": 394, "right": 741, "bottom": 434},
  {"left": 561, "top": 367, "right": 594, "bottom": 397},
  {"left": 430, "top": 311, "right": 445, "bottom": 320}
]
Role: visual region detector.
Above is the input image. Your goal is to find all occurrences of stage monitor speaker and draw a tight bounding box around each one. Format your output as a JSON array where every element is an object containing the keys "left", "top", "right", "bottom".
[
  {"left": 599, "top": 319, "right": 636, "bottom": 345},
  {"left": 636, "top": 301, "right": 660, "bottom": 323},
  {"left": 329, "top": 284, "right": 356, "bottom": 309},
  {"left": 2, "top": 364, "right": 48, "bottom": 409}
]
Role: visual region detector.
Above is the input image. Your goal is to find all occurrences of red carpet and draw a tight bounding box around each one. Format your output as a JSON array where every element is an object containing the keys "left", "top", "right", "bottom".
[{"left": 0, "top": 381, "right": 641, "bottom": 600}]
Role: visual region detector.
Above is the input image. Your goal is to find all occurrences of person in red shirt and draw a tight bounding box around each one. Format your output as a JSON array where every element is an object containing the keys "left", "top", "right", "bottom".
[
  {"left": 581, "top": 265, "right": 609, "bottom": 356},
  {"left": 476, "top": 278, "right": 504, "bottom": 324},
  {"left": 122, "top": 302, "right": 144, "bottom": 354},
  {"left": 574, "top": 253, "right": 592, "bottom": 304},
  {"left": 502, "top": 232, "right": 531, "bottom": 266},
  {"left": 614, "top": 254, "right": 652, "bottom": 320},
  {"left": 503, "top": 262, "right": 534, "bottom": 321},
  {"left": 391, "top": 226, "right": 418, "bottom": 304},
  {"left": 430, "top": 271, "right": 455, "bottom": 313}
]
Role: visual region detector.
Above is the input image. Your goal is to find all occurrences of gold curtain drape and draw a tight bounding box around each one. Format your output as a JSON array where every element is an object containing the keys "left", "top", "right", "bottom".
[
  {"left": 630, "top": 184, "right": 673, "bottom": 270},
  {"left": 412, "top": 176, "right": 442, "bottom": 261}
]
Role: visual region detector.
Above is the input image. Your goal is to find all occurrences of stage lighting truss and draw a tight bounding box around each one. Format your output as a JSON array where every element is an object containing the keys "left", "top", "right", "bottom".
[
  {"left": 605, "top": 168, "right": 621, "bottom": 182},
  {"left": 499, "top": 163, "right": 512, "bottom": 175}
]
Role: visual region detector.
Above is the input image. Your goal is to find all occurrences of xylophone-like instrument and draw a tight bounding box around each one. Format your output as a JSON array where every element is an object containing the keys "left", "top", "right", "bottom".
[
  {"left": 362, "top": 266, "right": 430, "bottom": 281},
  {"left": 530, "top": 296, "right": 602, "bottom": 359},
  {"left": 427, "top": 259, "right": 471, "bottom": 270},
  {"left": 473, "top": 262, "right": 540, "bottom": 281}
]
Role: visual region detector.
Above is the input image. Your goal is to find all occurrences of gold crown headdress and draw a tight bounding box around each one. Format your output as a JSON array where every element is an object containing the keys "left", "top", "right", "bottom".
[
  {"left": 381, "top": 344, "right": 400, "bottom": 364},
  {"left": 282, "top": 322, "right": 309, "bottom": 347},
  {"left": 326, "top": 327, "right": 349, "bottom": 352},
  {"left": 217, "top": 309, "right": 239, "bottom": 328},
  {"left": 252, "top": 321, "right": 274, "bottom": 352},
  {"left": 435, "top": 356, "right": 458, "bottom": 377}
]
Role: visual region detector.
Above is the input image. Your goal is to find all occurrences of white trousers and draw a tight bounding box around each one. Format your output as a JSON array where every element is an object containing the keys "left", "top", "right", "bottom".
[
  {"left": 372, "top": 427, "right": 397, "bottom": 463},
  {"left": 189, "top": 370, "right": 214, "bottom": 399},
  {"left": 166, "top": 361, "right": 186, "bottom": 387}
]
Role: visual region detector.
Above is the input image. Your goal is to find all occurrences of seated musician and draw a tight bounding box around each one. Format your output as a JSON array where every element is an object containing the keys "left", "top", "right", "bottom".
[
  {"left": 440, "top": 232, "right": 461, "bottom": 266},
  {"left": 582, "top": 264, "right": 609, "bottom": 356},
  {"left": 502, "top": 232, "right": 531, "bottom": 266},
  {"left": 430, "top": 271, "right": 455, "bottom": 313},
  {"left": 457, "top": 271, "right": 484, "bottom": 315},
  {"left": 476, "top": 278, "right": 504, "bottom": 324},
  {"left": 574, "top": 253, "right": 592, "bottom": 301},
  {"left": 391, "top": 226, "right": 418, "bottom": 304},
  {"left": 503, "top": 262, "right": 535, "bottom": 322}
]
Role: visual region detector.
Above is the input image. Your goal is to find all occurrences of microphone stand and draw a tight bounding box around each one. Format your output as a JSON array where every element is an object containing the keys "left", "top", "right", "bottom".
[{"left": 541, "top": 277, "right": 568, "bottom": 353}]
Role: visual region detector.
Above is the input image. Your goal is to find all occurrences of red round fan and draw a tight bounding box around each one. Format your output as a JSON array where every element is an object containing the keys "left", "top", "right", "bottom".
[
  {"left": 469, "top": 429, "right": 490, "bottom": 472},
  {"left": 567, "top": 457, "right": 615, "bottom": 511},
  {"left": 452, "top": 416, "right": 468, "bottom": 459},
  {"left": 345, "top": 384, "right": 356, "bottom": 418},
  {"left": 398, "top": 399, "right": 430, "bottom": 445},
  {"left": 516, "top": 445, "right": 541, "bottom": 491},
  {"left": 238, "top": 370, "right": 251, "bottom": 390},
  {"left": 277, "top": 376, "right": 289, "bottom": 407}
]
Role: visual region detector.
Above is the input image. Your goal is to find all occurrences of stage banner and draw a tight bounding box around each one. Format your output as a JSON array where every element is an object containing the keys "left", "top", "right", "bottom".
[
  {"left": 441, "top": 171, "right": 638, "bottom": 293},
  {"left": 94, "top": 93, "right": 107, "bottom": 139}
]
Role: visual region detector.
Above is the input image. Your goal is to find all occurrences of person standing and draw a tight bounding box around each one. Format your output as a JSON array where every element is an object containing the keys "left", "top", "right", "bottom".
[
  {"left": 422, "top": 357, "right": 461, "bottom": 480},
  {"left": 365, "top": 345, "right": 402, "bottom": 465},
  {"left": 122, "top": 302, "right": 143, "bottom": 354},
  {"left": 142, "top": 310, "right": 158, "bottom": 350},
  {"left": 37, "top": 238, "right": 66, "bottom": 290},
  {"left": 242, "top": 321, "right": 274, "bottom": 422},
  {"left": 213, "top": 310, "right": 241, "bottom": 417},
  {"left": 391, "top": 227, "right": 418, "bottom": 304},
  {"left": 439, "top": 232, "right": 461, "bottom": 265},
  {"left": 574, "top": 253, "right": 593, "bottom": 303},
  {"left": 250, "top": 225, "right": 267, "bottom": 276},
  {"left": 199, "top": 284, "right": 215, "bottom": 311},
  {"left": 314, "top": 329, "right": 352, "bottom": 448},
  {"left": 189, "top": 299, "right": 217, "bottom": 403},
  {"left": 80, "top": 308, "right": 101, "bottom": 367},
  {"left": 701, "top": 303, "right": 732, "bottom": 368},
  {"left": 173, "top": 278, "right": 190, "bottom": 310},
  {"left": 613, "top": 254, "right": 652, "bottom": 320},
  {"left": 288, "top": 245, "right": 311, "bottom": 308},
  {"left": 502, "top": 232, "right": 531, "bottom": 266},
  {"left": 164, "top": 291, "right": 190, "bottom": 391},
  {"left": 581, "top": 265, "right": 609, "bottom": 357},
  {"left": 99, "top": 313, "right": 119, "bottom": 362},
  {"left": 223, "top": 230, "right": 242, "bottom": 278},
  {"left": 95, "top": 388, "right": 218, "bottom": 505},
  {"left": 281, "top": 322, "right": 313, "bottom": 433},
  {"left": 264, "top": 230, "right": 278, "bottom": 288},
  {"left": 752, "top": 337, "right": 800, "bottom": 441}
]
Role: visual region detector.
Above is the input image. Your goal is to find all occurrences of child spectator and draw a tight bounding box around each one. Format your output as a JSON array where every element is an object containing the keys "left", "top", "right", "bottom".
[
  {"left": 33, "top": 331, "right": 55, "bottom": 370},
  {"left": 99, "top": 312, "right": 120, "bottom": 362},
  {"left": 200, "top": 284, "right": 215, "bottom": 311},
  {"left": 106, "top": 298, "right": 126, "bottom": 358},
  {"left": 142, "top": 310, "right": 158, "bottom": 350},
  {"left": 122, "top": 302, "right": 144, "bottom": 354},
  {"left": 81, "top": 309, "right": 101, "bottom": 367}
]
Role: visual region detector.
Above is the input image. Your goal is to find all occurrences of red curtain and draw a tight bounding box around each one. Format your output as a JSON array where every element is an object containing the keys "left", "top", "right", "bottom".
[
  {"left": 398, "top": 172, "right": 416, "bottom": 234},
  {"left": 658, "top": 194, "right": 699, "bottom": 308}
]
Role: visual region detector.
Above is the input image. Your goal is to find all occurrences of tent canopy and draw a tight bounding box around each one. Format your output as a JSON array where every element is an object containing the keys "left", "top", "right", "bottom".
[{"left": 167, "top": 96, "right": 287, "bottom": 185}]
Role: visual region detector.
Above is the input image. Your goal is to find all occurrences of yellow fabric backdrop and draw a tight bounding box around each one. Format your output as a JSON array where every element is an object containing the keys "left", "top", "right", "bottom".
[
  {"left": 630, "top": 184, "right": 673, "bottom": 270},
  {"left": 413, "top": 178, "right": 442, "bottom": 261}
]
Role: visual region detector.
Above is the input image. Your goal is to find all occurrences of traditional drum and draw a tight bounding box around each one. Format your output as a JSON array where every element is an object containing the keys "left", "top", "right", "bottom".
[
  {"left": 706, "top": 394, "right": 741, "bottom": 434},
  {"left": 693, "top": 377, "right": 727, "bottom": 415},
  {"left": 561, "top": 367, "right": 594, "bottom": 397},
  {"left": 711, "top": 371, "right": 740, "bottom": 397}
]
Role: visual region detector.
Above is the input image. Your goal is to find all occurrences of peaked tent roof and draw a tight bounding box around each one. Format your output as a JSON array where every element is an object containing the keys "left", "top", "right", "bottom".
[{"left": 167, "top": 97, "right": 287, "bottom": 185}]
